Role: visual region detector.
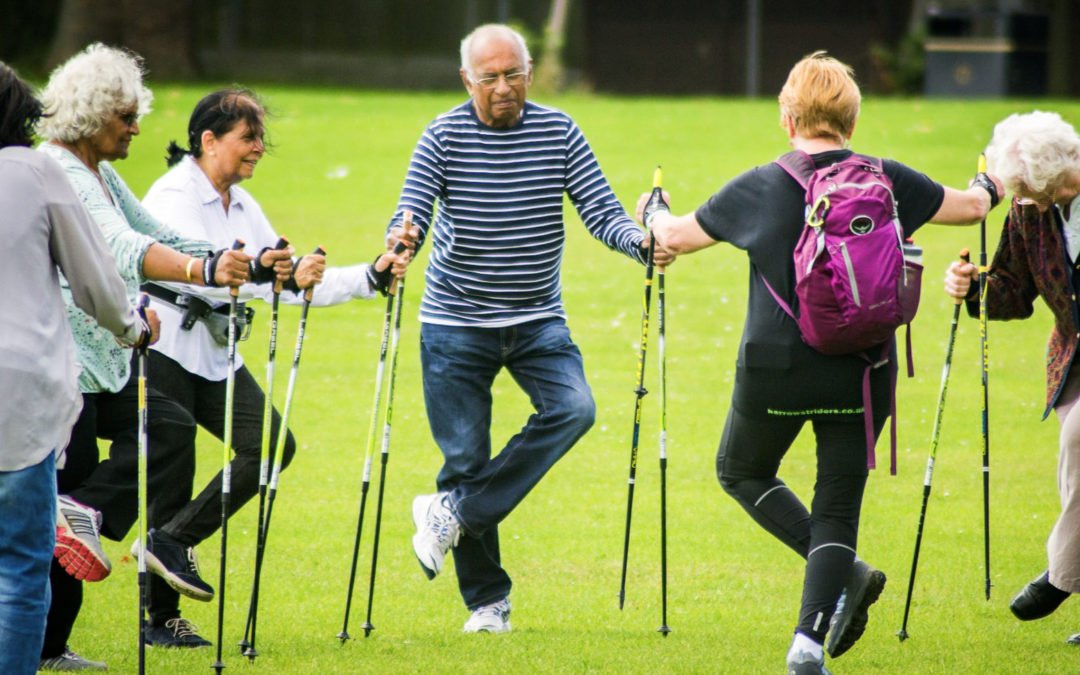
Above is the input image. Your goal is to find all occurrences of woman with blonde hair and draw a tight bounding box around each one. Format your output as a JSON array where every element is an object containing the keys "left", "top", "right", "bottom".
[{"left": 645, "top": 51, "right": 1002, "bottom": 673}]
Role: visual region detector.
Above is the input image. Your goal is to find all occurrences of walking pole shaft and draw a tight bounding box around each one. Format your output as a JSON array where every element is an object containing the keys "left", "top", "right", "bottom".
[
  {"left": 247, "top": 247, "right": 323, "bottom": 657},
  {"left": 339, "top": 290, "right": 392, "bottom": 642},
  {"left": 136, "top": 294, "right": 150, "bottom": 675},
  {"left": 898, "top": 249, "right": 969, "bottom": 640},
  {"left": 619, "top": 235, "right": 655, "bottom": 610},
  {"left": 363, "top": 273, "right": 407, "bottom": 637},
  {"left": 213, "top": 239, "right": 245, "bottom": 674},
  {"left": 242, "top": 239, "right": 287, "bottom": 657},
  {"left": 339, "top": 237, "right": 408, "bottom": 643},
  {"left": 620, "top": 167, "right": 663, "bottom": 611},
  {"left": 978, "top": 154, "right": 992, "bottom": 601},
  {"left": 657, "top": 268, "right": 670, "bottom": 636}
]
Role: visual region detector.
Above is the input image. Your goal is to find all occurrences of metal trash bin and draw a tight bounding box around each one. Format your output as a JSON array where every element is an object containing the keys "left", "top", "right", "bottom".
[{"left": 924, "top": 10, "right": 1047, "bottom": 98}]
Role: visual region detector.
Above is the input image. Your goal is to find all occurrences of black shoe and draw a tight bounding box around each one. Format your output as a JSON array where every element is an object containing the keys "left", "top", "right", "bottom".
[
  {"left": 825, "top": 560, "right": 887, "bottom": 659},
  {"left": 136, "top": 528, "right": 214, "bottom": 602},
  {"left": 144, "top": 617, "right": 212, "bottom": 648},
  {"left": 1010, "top": 571, "right": 1069, "bottom": 621}
]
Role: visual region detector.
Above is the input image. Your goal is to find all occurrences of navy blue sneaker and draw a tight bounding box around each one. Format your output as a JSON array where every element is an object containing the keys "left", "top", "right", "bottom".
[
  {"left": 144, "top": 617, "right": 212, "bottom": 648},
  {"left": 135, "top": 529, "right": 214, "bottom": 601}
]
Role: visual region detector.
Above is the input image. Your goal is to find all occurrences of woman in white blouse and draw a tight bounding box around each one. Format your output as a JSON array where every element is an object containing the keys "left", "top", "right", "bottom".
[{"left": 138, "top": 88, "right": 412, "bottom": 639}]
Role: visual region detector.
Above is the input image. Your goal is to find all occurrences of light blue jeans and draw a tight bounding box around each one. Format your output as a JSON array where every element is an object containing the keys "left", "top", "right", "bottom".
[{"left": 0, "top": 453, "right": 56, "bottom": 675}]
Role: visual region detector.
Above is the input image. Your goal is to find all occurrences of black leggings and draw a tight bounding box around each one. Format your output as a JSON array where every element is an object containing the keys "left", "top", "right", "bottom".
[
  {"left": 44, "top": 371, "right": 198, "bottom": 658},
  {"left": 716, "top": 405, "right": 883, "bottom": 643},
  {"left": 145, "top": 351, "right": 297, "bottom": 621}
]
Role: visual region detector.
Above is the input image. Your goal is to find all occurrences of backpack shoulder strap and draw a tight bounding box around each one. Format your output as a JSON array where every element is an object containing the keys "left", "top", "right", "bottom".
[
  {"left": 774, "top": 150, "right": 815, "bottom": 189},
  {"left": 757, "top": 269, "right": 796, "bottom": 321}
]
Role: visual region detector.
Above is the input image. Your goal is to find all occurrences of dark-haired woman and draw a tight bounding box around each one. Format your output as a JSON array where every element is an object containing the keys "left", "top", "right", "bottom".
[
  {"left": 0, "top": 60, "right": 144, "bottom": 675},
  {"left": 138, "top": 88, "right": 415, "bottom": 633}
]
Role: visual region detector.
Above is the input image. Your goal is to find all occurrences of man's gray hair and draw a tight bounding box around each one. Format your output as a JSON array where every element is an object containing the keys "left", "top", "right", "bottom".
[
  {"left": 459, "top": 24, "right": 530, "bottom": 76},
  {"left": 37, "top": 43, "right": 153, "bottom": 143},
  {"left": 985, "top": 111, "right": 1080, "bottom": 202}
]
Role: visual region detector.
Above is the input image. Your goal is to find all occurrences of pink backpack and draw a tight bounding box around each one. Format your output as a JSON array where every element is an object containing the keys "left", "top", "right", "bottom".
[{"left": 762, "top": 151, "right": 923, "bottom": 473}]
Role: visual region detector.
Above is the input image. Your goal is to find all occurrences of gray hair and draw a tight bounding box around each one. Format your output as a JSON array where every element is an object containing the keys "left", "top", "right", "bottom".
[
  {"left": 459, "top": 24, "right": 530, "bottom": 76},
  {"left": 985, "top": 111, "right": 1080, "bottom": 202},
  {"left": 37, "top": 43, "right": 153, "bottom": 143}
]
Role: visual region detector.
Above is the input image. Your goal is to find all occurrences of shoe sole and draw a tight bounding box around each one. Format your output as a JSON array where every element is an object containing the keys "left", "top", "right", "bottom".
[
  {"left": 143, "top": 549, "right": 214, "bottom": 602},
  {"left": 463, "top": 621, "right": 512, "bottom": 635},
  {"left": 54, "top": 526, "right": 111, "bottom": 582},
  {"left": 826, "top": 568, "right": 886, "bottom": 659},
  {"left": 411, "top": 496, "right": 438, "bottom": 580},
  {"left": 145, "top": 638, "right": 212, "bottom": 649}
]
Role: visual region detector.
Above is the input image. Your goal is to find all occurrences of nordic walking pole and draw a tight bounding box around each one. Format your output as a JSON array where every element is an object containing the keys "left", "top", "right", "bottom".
[
  {"left": 135, "top": 294, "right": 150, "bottom": 675},
  {"left": 362, "top": 228, "right": 411, "bottom": 637},
  {"left": 657, "top": 254, "right": 670, "bottom": 637},
  {"left": 240, "top": 237, "right": 289, "bottom": 658},
  {"left": 978, "top": 154, "right": 992, "bottom": 600},
  {"left": 339, "top": 232, "right": 411, "bottom": 643},
  {"left": 245, "top": 246, "right": 325, "bottom": 660},
  {"left": 897, "top": 249, "right": 970, "bottom": 642},
  {"left": 213, "top": 239, "right": 245, "bottom": 675},
  {"left": 618, "top": 167, "right": 661, "bottom": 610}
]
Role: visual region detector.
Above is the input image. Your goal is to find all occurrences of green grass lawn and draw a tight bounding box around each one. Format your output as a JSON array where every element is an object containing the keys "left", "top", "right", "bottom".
[{"left": 70, "top": 87, "right": 1080, "bottom": 673}]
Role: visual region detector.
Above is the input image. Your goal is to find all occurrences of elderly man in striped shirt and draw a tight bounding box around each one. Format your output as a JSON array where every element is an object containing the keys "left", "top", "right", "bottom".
[{"left": 396, "top": 23, "right": 673, "bottom": 634}]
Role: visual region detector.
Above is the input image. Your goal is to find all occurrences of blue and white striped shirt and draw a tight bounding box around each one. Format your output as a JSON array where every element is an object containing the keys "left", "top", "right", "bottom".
[{"left": 390, "top": 100, "right": 646, "bottom": 327}]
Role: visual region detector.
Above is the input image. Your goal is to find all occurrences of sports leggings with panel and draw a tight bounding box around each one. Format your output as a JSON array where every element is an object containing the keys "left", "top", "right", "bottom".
[{"left": 715, "top": 405, "right": 883, "bottom": 643}]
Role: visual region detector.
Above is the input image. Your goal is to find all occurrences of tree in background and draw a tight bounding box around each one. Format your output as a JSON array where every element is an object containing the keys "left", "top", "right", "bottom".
[
  {"left": 534, "top": 0, "right": 570, "bottom": 93},
  {"left": 47, "top": 0, "right": 198, "bottom": 77}
]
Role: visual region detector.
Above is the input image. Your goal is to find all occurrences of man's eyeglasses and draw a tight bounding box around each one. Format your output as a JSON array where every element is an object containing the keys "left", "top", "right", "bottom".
[{"left": 468, "top": 70, "right": 528, "bottom": 90}]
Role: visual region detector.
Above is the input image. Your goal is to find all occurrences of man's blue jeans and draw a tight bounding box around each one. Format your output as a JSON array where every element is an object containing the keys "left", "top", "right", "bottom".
[
  {"left": 0, "top": 453, "right": 56, "bottom": 675},
  {"left": 421, "top": 318, "right": 595, "bottom": 609}
]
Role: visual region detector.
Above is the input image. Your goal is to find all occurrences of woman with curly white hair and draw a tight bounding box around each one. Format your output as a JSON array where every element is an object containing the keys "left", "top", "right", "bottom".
[
  {"left": 945, "top": 110, "right": 1080, "bottom": 645},
  {"left": 34, "top": 43, "right": 260, "bottom": 669}
]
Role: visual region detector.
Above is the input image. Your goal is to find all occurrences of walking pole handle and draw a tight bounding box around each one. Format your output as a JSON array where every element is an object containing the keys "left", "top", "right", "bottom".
[
  {"left": 270, "top": 237, "right": 290, "bottom": 294},
  {"left": 388, "top": 210, "right": 415, "bottom": 295},
  {"left": 135, "top": 293, "right": 151, "bottom": 354},
  {"left": 228, "top": 239, "right": 246, "bottom": 298},
  {"left": 956, "top": 248, "right": 971, "bottom": 306},
  {"left": 303, "top": 246, "right": 327, "bottom": 302}
]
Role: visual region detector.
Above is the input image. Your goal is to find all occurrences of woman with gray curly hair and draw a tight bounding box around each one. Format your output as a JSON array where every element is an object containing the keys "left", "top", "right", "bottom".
[
  {"left": 33, "top": 43, "right": 260, "bottom": 669},
  {"left": 945, "top": 110, "right": 1080, "bottom": 645}
]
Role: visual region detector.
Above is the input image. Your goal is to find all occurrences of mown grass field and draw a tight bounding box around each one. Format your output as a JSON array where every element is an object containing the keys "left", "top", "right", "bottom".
[{"left": 71, "top": 86, "right": 1080, "bottom": 673}]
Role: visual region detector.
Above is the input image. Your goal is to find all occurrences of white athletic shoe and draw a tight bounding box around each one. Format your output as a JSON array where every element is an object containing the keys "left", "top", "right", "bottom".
[
  {"left": 463, "top": 598, "right": 511, "bottom": 634},
  {"left": 54, "top": 495, "right": 111, "bottom": 582},
  {"left": 411, "top": 492, "right": 461, "bottom": 580}
]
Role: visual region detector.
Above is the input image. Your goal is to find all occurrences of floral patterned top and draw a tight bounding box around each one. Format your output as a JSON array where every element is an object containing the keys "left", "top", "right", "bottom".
[
  {"left": 968, "top": 199, "right": 1080, "bottom": 418},
  {"left": 38, "top": 143, "right": 211, "bottom": 393}
]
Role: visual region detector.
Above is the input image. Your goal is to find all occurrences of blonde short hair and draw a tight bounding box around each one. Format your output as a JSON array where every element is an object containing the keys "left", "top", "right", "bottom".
[
  {"left": 778, "top": 51, "right": 861, "bottom": 143},
  {"left": 37, "top": 43, "right": 153, "bottom": 143},
  {"left": 985, "top": 111, "right": 1080, "bottom": 202}
]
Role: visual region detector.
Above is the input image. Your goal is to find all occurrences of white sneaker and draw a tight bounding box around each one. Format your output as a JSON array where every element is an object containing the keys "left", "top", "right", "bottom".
[
  {"left": 411, "top": 493, "right": 461, "bottom": 579},
  {"left": 54, "top": 495, "right": 111, "bottom": 582},
  {"left": 463, "top": 598, "right": 511, "bottom": 634}
]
